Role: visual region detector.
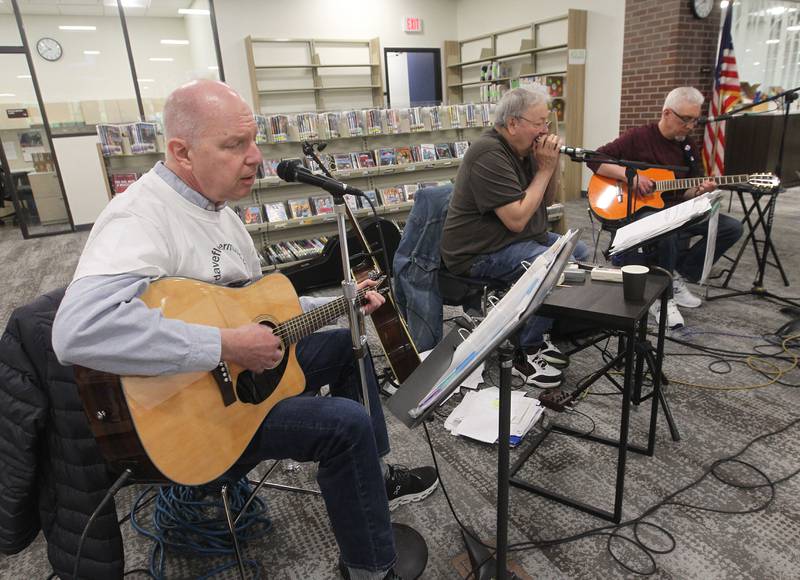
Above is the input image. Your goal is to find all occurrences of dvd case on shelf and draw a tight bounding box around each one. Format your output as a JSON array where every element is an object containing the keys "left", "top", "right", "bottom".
[
  {"left": 130, "top": 122, "right": 159, "bottom": 154},
  {"left": 333, "top": 153, "right": 354, "bottom": 172},
  {"left": 365, "top": 108, "right": 383, "bottom": 135},
  {"left": 362, "top": 189, "right": 380, "bottom": 208},
  {"left": 255, "top": 115, "right": 269, "bottom": 144},
  {"left": 287, "top": 197, "right": 313, "bottom": 219},
  {"left": 319, "top": 111, "right": 341, "bottom": 139},
  {"left": 380, "top": 186, "right": 405, "bottom": 205},
  {"left": 384, "top": 108, "right": 401, "bottom": 134},
  {"left": 345, "top": 195, "right": 360, "bottom": 212},
  {"left": 355, "top": 150, "right": 376, "bottom": 168},
  {"left": 296, "top": 112, "right": 318, "bottom": 140},
  {"left": 395, "top": 146, "right": 413, "bottom": 165},
  {"left": 418, "top": 144, "right": 437, "bottom": 162},
  {"left": 425, "top": 106, "right": 442, "bottom": 131},
  {"left": 376, "top": 147, "right": 397, "bottom": 166},
  {"left": 261, "top": 159, "right": 279, "bottom": 177},
  {"left": 97, "top": 124, "right": 125, "bottom": 156},
  {"left": 435, "top": 143, "right": 453, "bottom": 159},
  {"left": 403, "top": 183, "right": 419, "bottom": 201},
  {"left": 453, "top": 141, "right": 470, "bottom": 158},
  {"left": 264, "top": 201, "right": 289, "bottom": 222},
  {"left": 343, "top": 110, "right": 364, "bottom": 136},
  {"left": 269, "top": 114, "right": 289, "bottom": 142},
  {"left": 408, "top": 107, "right": 425, "bottom": 132},
  {"left": 311, "top": 195, "right": 335, "bottom": 215},
  {"left": 110, "top": 172, "right": 138, "bottom": 195},
  {"left": 241, "top": 205, "right": 263, "bottom": 225}
]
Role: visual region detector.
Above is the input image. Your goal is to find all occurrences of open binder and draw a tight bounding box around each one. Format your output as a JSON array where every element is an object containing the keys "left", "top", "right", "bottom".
[{"left": 387, "top": 230, "right": 580, "bottom": 428}]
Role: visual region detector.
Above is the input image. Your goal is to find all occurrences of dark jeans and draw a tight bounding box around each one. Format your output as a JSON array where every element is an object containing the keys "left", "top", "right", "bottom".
[
  {"left": 469, "top": 232, "right": 590, "bottom": 348},
  {"left": 613, "top": 211, "right": 743, "bottom": 282},
  {"left": 234, "top": 328, "right": 395, "bottom": 573}
]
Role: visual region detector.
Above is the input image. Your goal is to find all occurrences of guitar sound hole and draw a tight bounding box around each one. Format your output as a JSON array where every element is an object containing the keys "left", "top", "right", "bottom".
[{"left": 235, "top": 320, "right": 287, "bottom": 405}]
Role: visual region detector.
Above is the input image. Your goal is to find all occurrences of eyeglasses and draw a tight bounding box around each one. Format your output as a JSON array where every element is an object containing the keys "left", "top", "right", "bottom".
[
  {"left": 517, "top": 116, "right": 551, "bottom": 130},
  {"left": 668, "top": 108, "right": 700, "bottom": 126}
]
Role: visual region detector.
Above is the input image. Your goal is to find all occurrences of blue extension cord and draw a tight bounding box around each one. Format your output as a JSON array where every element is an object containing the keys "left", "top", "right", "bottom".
[{"left": 130, "top": 478, "right": 272, "bottom": 579}]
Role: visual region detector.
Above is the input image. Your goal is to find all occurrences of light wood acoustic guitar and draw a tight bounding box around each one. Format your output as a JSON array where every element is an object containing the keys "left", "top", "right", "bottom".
[
  {"left": 587, "top": 169, "right": 779, "bottom": 223},
  {"left": 76, "top": 272, "right": 387, "bottom": 486}
]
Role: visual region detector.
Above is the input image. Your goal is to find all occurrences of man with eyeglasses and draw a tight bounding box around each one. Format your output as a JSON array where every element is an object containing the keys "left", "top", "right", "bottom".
[
  {"left": 441, "top": 86, "right": 590, "bottom": 388},
  {"left": 588, "top": 86, "right": 743, "bottom": 329}
]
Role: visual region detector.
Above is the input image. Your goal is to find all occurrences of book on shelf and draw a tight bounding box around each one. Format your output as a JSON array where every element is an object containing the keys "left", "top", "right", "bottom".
[
  {"left": 304, "top": 155, "right": 323, "bottom": 173},
  {"left": 344, "top": 195, "right": 360, "bottom": 212},
  {"left": 453, "top": 141, "right": 470, "bottom": 158},
  {"left": 395, "top": 146, "right": 413, "bottom": 165},
  {"left": 319, "top": 111, "right": 341, "bottom": 139},
  {"left": 110, "top": 172, "right": 138, "bottom": 195},
  {"left": 417, "top": 143, "right": 437, "bottom": 162},
  {"left": 269, "top": 114, "right": 290, "bottom": 142},
  {"left": 264, "top": 201, "right": 289, "bottom": 222},
  {"left": 296, "top": 112, "right": 318, "bottom": 140},
  {"left": 255, "top": 115, "right": 269, "bottom": 144},
  {"left": 546, "top": 75, "right": 564, "bottom": 98},
  {"left": 551, "top": 98, "right": 565, "bottom": 122},
  {"left": 362, "top": 189, "right": 380, "bottom": 208},
  {"left": 240, "top": 205, "right": 263, "bottom": 225},
  {"left": 380, "top": 186, "right": 405, "bottom": 205},
  {"left": 385, "top": 108, "right": 401, "bottom": 134},
  {"left": 446, "top": 105, "right": 464, "bottom": 128},
  {"left": 365, "top": 108, "right": 383, "bottom": 135},
  {"left": 408, "top": 107, "right": 425, "bottom": 132},
  {"left": 311, "top": 195, "right": 335, "bottom": 215},
  {"left": 464, "top": 104, "right": 478, "bottom": 128},
  {"left": 343, "top": 110, "right": 364, "bottom": 136},
  {"left": 435, "top": 143, "right": 454, "bottom": 160},
  {"left": 333, "top": 153, "right": 354, "bottom": 172},
  {"left": 130, "top": 122, "right": 159, "bottom": 154},
  {"left": 97, "top": 124, "right": 125, "bottom": 156},
  {"left": 287, "top": 197, "right": 313, "bottom": 219},
  {"left": 425, "top": 106, "right": 442, "bottom": 131},
  {"left": 355, "top": 150, "right": 376, "bottom": 168},
  {"left": 403, "top": 183, "right": 419, "bottom": 201},
  {"left": 376, "top": 147, "right": 397, "bottom": 167}
]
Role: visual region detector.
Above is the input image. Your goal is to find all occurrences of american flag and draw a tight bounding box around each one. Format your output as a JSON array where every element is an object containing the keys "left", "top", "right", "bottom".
[{"left": 702, "top": 6, "right": 741, "bottom": 176}]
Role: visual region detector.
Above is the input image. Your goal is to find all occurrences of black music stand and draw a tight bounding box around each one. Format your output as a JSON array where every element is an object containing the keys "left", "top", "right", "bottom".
[
  {"left": 702, "top": 86, "right": 799, "bottom": 308},
  {"left": 387, "top": 232, "right": 579, "bottom": 579}
]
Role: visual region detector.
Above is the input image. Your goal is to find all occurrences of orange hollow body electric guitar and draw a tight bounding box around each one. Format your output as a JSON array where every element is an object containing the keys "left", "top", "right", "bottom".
[{"left": 588, "top": 169, "right": 779, "bottom": 223}]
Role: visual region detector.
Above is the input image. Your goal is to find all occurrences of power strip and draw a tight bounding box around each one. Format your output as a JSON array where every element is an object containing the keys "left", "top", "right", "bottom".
[
  {"left": 538, "top": 389, "right": 572, "bottom": 412},
  {"left": 590, "top": 267, "right": 623, "bottom": 283}
]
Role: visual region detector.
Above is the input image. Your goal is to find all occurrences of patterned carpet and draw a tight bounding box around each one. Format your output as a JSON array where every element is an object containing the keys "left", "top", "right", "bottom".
[{"left": 1, "top": 189, "right": 799, "bottom": 579}]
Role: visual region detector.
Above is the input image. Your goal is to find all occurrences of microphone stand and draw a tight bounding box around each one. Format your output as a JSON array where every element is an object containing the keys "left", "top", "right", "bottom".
[
  {"left": 702, "top": 86, "right": 800, "bottom": 308},
  {"left": 301, "top": 142, "right": 372, "bottom": 415},
  {"left": 302, "top": 141, "right": 429, "bottom": 579}
]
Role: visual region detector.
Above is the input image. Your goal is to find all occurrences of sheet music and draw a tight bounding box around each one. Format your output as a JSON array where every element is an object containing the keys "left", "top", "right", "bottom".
[
  {"left": 609, "top": 194, "right": 714, "bottom": 256},
  {"left": 409, "top": 231, "right": 577, "bottom": 417}
]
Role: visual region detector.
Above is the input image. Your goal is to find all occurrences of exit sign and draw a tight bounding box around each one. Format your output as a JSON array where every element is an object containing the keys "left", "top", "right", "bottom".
[{"left": 404, "top": 17, "right": 423, "bottom": 33}]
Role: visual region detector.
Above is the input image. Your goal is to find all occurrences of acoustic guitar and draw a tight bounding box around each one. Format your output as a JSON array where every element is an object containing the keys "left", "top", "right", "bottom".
[
  {"left": 76, "top": 273, "right": 387, "bottom": 486},
  {"left": 588, "top": 169, "right": 779, "bottom": 223}
]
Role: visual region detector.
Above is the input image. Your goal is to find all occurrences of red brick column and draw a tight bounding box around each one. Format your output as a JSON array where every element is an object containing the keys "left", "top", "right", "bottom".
[{"left": 620, "top": 0, "right": 722, "bottom": 134}]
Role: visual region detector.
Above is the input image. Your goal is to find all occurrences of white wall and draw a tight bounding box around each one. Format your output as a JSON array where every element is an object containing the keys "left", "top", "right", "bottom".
[
  {"left": 214, "top": 0, "right": 461, "bottom": 110},
  {"left": 456, "top": 0, "right": 626, "bottom": 188}
]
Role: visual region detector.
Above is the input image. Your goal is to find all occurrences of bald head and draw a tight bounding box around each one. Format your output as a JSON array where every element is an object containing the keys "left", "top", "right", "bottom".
[{"left": 163, "top": 79, "right": 251, "bottom": 145}]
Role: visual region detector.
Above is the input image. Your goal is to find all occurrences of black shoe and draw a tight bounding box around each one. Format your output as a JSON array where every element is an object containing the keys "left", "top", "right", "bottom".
[
  {"left": 339, "top": 559, "right": 403, "bottom": 579},
  {"left": 385, "top": 464, "right": 438, "bottom": 511}
]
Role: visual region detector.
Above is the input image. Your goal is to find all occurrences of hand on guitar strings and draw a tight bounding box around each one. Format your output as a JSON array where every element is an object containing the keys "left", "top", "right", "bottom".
[
  {"left": 220, "top": 323, "right": 284, "bottom": 373},
  {"left": 685, "top": 178, "right": 717, "bottom": 199},
  {"left": 357, "top": 278, "right": 386, "bottom": 316},
  {"left": 634, "top": 173, "right": 656, "bottom": 197}
]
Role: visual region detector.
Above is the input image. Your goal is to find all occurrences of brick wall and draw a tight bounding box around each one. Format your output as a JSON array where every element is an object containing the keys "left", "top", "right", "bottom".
[{"left": 620, "top": 0, "right": 722, "bottom": 135}]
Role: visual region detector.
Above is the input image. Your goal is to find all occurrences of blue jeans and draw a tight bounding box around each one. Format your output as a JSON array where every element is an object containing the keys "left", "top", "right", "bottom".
[
  {"left": 469, "top": 232, "right": 590, "bottom": 348},
  {"left": 234, "top": 328, "right": 395, "bottom": 573},
  {"left": 612, "top": 212, "right": 743, "bottom": 282}
]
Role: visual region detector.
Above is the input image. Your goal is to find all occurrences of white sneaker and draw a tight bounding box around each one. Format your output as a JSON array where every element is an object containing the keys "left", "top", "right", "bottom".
[
  {"left": 649, "top": 298, "right": 684, "bottom": 329},
  {"left": 672, "top": 274, "right": 701, "bottom": 308},
  {"left": 512, "top": 354, "right": 562, "bottom": 388}
]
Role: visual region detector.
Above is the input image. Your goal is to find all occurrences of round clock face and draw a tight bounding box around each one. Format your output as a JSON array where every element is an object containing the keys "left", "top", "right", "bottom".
[
  {"left": 692, "top": 0, "right": 714, "bottom": 18},
  {"left": 36, "top": 37, "right": 63, "bottom": 61}
]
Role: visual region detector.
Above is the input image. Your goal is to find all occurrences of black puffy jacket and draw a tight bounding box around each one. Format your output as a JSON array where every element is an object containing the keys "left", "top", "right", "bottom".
[{"left": 0, "top": 289, "right": 124, "bottom": 579}]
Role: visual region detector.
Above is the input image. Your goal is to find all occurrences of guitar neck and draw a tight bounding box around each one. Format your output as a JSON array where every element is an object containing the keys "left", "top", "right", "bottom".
[
  {"left": 655, "top": 174, "right": 749, "bottom": 192},
  {"left": 274, "top": 286, "right": 373, "bottom": 345}
]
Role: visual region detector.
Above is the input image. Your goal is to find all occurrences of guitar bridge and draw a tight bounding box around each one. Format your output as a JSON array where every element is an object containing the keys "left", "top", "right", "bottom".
[{"left": 212, "top": 361, "right": 237, "bottom": 407}]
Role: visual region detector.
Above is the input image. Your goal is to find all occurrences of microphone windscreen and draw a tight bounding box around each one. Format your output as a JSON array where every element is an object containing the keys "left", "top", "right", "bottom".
[{"left": 276, "top": 160, "right": 297, "bottom": 182}]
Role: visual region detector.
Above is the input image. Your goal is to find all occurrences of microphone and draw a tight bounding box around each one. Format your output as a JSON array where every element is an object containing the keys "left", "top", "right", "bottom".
[
  {"left": 276, "top": 160, "right": 365, "bottom": 197},
  {"left": 697, "top": 112, "right": 739, "bottom": 124},
  {"left": 559, "top": 145, "right": 599, "bottom": 160}
]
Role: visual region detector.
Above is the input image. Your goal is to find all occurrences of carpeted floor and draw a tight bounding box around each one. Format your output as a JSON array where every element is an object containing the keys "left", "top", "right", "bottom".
[{"left": 1, "top": 188, "right": 799, "bottom": 579}]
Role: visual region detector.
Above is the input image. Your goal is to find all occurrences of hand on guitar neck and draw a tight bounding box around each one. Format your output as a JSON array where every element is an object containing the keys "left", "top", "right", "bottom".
[{"left": 220, "top": 278, "right": 385, "bottom": 373}]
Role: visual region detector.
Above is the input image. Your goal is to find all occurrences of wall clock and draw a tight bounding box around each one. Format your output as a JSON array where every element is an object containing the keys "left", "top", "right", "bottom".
[
  {"left": 691, "top": 0, "right": 714, "bottom": 19},
  {"left": 36, "top": 37, "right": 63, "bottom": 62}
]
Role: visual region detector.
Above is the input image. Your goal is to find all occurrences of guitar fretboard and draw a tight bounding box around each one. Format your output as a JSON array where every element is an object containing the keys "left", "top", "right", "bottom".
[
  {"left": 655, "top": 174, "right": 748, "bottom": 192},
  {"left": 273, "top": 284, "right": 381, "bottom": 345}
]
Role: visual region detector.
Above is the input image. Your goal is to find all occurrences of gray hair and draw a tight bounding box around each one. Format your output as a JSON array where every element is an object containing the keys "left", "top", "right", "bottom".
[
  {"left": 663, "top": 87, "right": 704, "bottom": 111},
  {"left": 493, "top": 86, "right": 551, "bottom": 128}
]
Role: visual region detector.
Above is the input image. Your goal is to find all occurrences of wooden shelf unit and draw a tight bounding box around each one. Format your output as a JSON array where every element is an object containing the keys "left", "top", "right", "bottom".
[
  {"left": 245, "top": 36, "right": 384, "bottom": 114},
  {"left": 444, "top": 10, "right": 586, "bottom": 201}
]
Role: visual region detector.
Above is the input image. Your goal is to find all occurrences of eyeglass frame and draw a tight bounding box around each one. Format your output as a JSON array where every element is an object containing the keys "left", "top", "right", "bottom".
[
  {"left": 516, "top": 115, "right": 552, "bottom": 130},
  {"left": 668, "top": 108, "right": 700, "bottom": 126}
]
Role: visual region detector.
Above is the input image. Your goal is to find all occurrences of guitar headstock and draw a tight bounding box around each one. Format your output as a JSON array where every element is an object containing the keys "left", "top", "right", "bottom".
[{"left": 748, "top": 173, "right": 780, "bottom": 192}]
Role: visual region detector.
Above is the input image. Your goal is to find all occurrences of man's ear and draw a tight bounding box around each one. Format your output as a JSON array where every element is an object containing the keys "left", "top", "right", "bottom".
[{"left": 167, "top": 138, "right": 192, "bottom": 170}]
